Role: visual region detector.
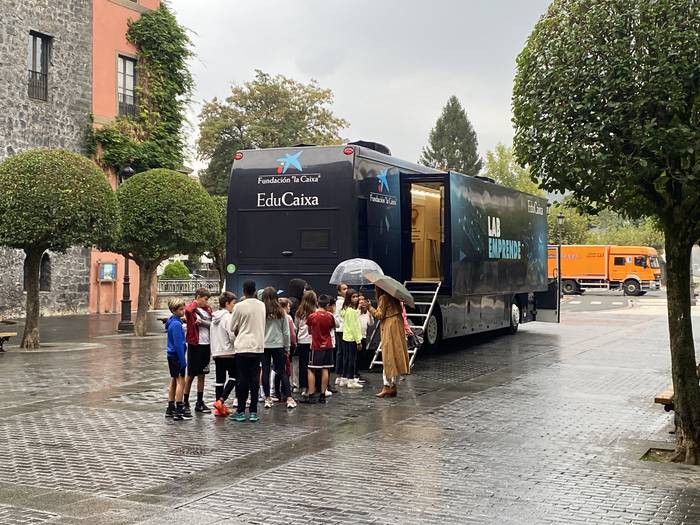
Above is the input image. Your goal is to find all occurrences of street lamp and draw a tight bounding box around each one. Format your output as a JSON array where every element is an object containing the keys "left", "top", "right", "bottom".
[
  {"left": 117, "top": 166, "right": 134, "bottom": 332},
  {"left": 557, "top": 212, "right": 565, "bottom": 245}
]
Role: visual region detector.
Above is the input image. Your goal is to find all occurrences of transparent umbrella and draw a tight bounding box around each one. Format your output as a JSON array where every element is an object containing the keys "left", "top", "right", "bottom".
[{"left": 329, "top": 258, "right": 384, "bottom": 286}]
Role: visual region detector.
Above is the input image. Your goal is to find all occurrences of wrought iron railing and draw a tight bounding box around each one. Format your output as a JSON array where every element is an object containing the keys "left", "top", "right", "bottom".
[
  {"left": 28, "top": 70, "right": 48, "bottom": 101},
  {"left": 157, "top": 279, "right": 221, "bottom": 295},
  {"left": 118, "top": 92, "right": 138, "bottom": 117}
]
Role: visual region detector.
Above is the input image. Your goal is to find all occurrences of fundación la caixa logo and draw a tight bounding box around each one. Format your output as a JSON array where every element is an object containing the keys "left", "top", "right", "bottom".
[
  {"left": 256, "top": 150, "right": 319, "bottom": 207},
  {"left": 276, "top": 151, "right": 303, "bottom": 174}
]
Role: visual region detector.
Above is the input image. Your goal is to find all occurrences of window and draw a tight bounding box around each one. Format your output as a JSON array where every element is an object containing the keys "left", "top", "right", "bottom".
[
  {"left": 27, "top": 32, "right": 51, "bottom": 100},
  {"left": 118, "top": 55, "right": 137, "bottom": 116},
  {"left": 614, "top": 257, "right": 625, "bottom": 266},
  {"left": 650, "top": 256, "right": 660, "bottom": 269},
  {"left": 300, "top": 229, "right": 330, "bottom": 250},
  {"left": 634, "top": 256, "right": 647, "bottom": 268}
]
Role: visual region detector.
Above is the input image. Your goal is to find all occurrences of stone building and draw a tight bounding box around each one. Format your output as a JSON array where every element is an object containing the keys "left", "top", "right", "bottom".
[{"left": 0, "top": 0, "right": 93, "bottom": 319}]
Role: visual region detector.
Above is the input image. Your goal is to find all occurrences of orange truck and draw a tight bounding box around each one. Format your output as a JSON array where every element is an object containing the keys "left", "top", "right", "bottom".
[{"left": 548, "top": 245, "right": 661, "bottom": 296}]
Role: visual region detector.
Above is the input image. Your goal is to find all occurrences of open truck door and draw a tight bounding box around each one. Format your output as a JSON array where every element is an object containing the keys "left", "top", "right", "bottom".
[{"left": 534, "top": 245, "right": 561, "bottom": 322}]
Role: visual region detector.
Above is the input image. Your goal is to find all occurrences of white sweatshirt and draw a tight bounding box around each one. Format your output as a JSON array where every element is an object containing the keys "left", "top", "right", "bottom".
[{"left": 210, "top": 309, "right": 235, "bottom": 358}]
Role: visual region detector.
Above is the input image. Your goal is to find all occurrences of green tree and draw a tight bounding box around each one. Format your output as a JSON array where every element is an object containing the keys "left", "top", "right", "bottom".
[
  {"left": 588, "top": 215, "right": 665, "bottom": 251},
  {"left": 0, "top": 149, "right": 118, "bottom": 349},
  {"left": 420, "top": 95, "right": 483, "bottom": 176},
  {"left": 160, "top": 260, "right": 190, "bottom": 280},
  {"left": 204, "top": 196, "right": 227, "bottom": 291},
  {"left": 548, "top": 200, "right": 591, "bottom": 245},
  {"left": 513, "top": 0, "right": 700, "bottom": 463},
  {"left": 197, "top": 70, "right": 348, "bottom": 195},
  {"left": 483, "top": 143, "right": 543, "bottom": 195},
  {"left": 89, "top": 2, "right": 193, "bottom": 173},
  {"left": 115, "top": 169, "right": 217, "bottom": 336}
]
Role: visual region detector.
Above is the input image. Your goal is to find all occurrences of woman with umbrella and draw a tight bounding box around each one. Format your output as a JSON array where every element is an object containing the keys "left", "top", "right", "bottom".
[{"left": 367, "top": 281, "right": 411, "bottom": 398}]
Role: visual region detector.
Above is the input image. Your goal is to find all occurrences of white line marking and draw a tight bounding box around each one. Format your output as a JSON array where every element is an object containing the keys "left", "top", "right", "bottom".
[
  {"left": 612, "top": 301, "right": 623, "bottom": 305},
  {"left": 570, "top": 301, "right": 582, "bottom": 304},
  {"left": 590, "top": 301, "right": 602, "bottom": 305}
]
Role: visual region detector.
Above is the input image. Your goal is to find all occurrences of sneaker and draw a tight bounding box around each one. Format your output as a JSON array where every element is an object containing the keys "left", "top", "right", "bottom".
[
  {"left": 195, "top": 402, "right": 211, "bottom": 414},
  {"left": 339, "top": 378, "right": 348, "bottom": 387},
  {"left": 301, "top": 388, "right": 308, "bottom": 397},
  {"left": 300, "top": 393, "right": 318, "bottom": 404},
  {"left": 286, "top": 398, "right": 297, "bottom": 409},
  {"left": 221, "top": 404, "right": 231, "bottom": 417},
  {"left": 271, "top": 396, "right": 280, "bottom": 402},
  {"left": 165, "top": 405, "right": 175, "bottom": 418},
  {"left": 347, "top": 379, "right": 364, "bottom": 389},
  {"left": 173, "top": 411, "right": 183, "bottom": 421},
  {"left": 327, "top": 385, "right": 338, "bottom": 394},
  {"left": 248, "top": 412, "right": 260, "bottom": 422},
  {"left": 324, "top": 389, "right": 333, "bottom": 397},
  {"left": 355, "top": 377, "right": 366, "bottom": 384},
  {"left": 230, "top": 412, "right": 246, "bottom": 422},
  {"left": 213, "top": 400, "right": 226, "bottom": 416},
  {"left": 264, "top": 398, "right": 273, "bottom": 409},
  {"left": 318, "top": 394, "right": 327, "bottom": 404},
  {"left": 334, "top": 377, "right": 341, "bottom": 386},
  {"left": 182, "top": 404, "right": 193, "bottom": 419},
  {"left": 231, "top": 398, "right": 238, "bottom": 408}
]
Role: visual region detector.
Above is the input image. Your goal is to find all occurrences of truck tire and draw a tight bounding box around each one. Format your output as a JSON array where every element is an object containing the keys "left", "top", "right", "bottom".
[
  {"left": 624, "top": 279, "right": 641, "bottom": 296},
  {"left": 507, "top": 302, "right": 520, "bottom": 335},
  {"left": 562, "top": 280, "right": 578, "bottom": 294},
  {"left": 423, "top": 308, "right": 442, "bottom": 350}
]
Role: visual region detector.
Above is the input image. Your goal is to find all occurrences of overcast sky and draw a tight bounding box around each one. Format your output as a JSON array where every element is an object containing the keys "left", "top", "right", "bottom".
[{"left": 168, "top": 0, "right": 552, "bottom": 168}]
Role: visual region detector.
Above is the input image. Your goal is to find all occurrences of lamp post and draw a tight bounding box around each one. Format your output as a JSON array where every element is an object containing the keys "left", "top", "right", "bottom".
[
  {"left": 117, "top": 166, "right": 134, "bottom": 332},
  {"left": 556, "top": 212, "right": 565, "bottom": 245}
]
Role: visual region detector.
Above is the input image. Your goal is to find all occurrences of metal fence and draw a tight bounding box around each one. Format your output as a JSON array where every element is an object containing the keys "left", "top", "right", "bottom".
[
  {"left": 157, "top": 279, "right": 221, "bottom": 295},
  {"left": 28, "top": 70, "right": 48, "bottom": 101}
]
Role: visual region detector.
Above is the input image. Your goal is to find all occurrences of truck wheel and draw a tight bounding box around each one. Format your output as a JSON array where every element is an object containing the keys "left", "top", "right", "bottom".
[
  {"left": 507, "top": 302, "right": 520, "bottom": 335},
  {"left": 424, "top": 309, "right": 442, "bottom": 350},
  {"left": 562, "top": 280, "right": 577, "bottom": 294},
  {"left": 624, "top": 279, "right": 641, "bottom": 296}
]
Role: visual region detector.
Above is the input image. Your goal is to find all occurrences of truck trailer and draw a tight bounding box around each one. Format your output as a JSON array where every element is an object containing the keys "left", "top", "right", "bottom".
[{"left": 226, "top": 143, "right": 560, "bottom": 348}]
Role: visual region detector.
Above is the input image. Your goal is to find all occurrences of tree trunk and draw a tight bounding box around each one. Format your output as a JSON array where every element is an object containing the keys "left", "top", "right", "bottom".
[
  {"left": 134, "top": 261, "right": 156, "bottom": 337},
  {"left": 21, "top": 248, "right": 43, "bottom": 349},
  {"left": 214, "top": 255, "right": 225, "bottom": 293},
  {"left": 664, "top": 229, "right": 700, "bottom": 464}
]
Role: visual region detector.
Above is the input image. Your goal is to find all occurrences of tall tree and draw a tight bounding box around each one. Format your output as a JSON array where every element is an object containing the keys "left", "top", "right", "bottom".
[
  {"left": 483, "top": 143, "right": 543, "bottom": 195},
  {"left": 0, "top": 149, "right": 118, "bottom": 348},
  {"left": 513, "top": 0, "right": 700, "bottom": 463},
  {"left": 115, "top": 169, "right": 217, "bottom": 336},
  {"left": 197, "top": 70, "right": 348, "bottom": 195},
  {"left": 420, "top": 96, "right": 483, "bottom": 176}
]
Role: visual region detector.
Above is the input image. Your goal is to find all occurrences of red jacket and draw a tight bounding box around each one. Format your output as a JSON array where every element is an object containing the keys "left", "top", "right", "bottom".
[{"left": 185, "top": 300, "right": 212, "bottom": 345}]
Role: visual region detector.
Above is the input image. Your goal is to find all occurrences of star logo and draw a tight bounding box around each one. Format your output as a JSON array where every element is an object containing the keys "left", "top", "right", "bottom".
[
  {"left": 377, "top": 169, "right": 389, "bottom": 192},
  {"left": 276, "top": 151, "right": 304, "bottom": 174}
]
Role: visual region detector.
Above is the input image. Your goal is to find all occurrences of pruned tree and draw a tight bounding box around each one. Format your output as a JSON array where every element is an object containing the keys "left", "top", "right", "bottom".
[
  {"left": 0, "top": 149, "right": 118, "bottom": 348},
  {"left": 513, "top": 0, "right": 700, "bottom": 463},
  {"left": 420, "top": 95, "right": 483, "bottom": 176},
  {"left": 115, "top": 169, "right": 217, "bottom": 336}
]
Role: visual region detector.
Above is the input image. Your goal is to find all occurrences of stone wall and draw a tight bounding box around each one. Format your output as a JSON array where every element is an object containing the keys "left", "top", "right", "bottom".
[
  {"left": 0, "top": 0, "right": 93, "bottom": 319},
  {"left": 0, "top": 247, "right": 92, "bottom": 319}
]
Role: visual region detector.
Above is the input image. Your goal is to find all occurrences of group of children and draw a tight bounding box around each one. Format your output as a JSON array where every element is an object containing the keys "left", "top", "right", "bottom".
[{"left": 165, "top": 281, "right": 376, "bottom": 421}]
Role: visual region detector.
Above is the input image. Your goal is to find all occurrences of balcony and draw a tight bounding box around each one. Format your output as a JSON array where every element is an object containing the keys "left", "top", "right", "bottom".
[
  {"left": 28, "top": 70, "right": 48, "bottom": 101},
  {"left": 118, "top": 92, "right": 138, "bottom": 117}
]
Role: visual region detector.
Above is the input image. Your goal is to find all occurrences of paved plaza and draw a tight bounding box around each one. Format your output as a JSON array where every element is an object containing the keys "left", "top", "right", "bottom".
[{"left": 1, "top": 294, "right": 699, "bottom": 524}]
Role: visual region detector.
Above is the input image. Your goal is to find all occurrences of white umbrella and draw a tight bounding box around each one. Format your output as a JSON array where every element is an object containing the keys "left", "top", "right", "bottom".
[{"left": 329, "top": 258, "right": 384, "bottom": 286}]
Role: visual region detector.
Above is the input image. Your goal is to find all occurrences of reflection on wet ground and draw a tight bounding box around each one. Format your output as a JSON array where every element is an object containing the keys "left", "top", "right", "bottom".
[{"left": 0, "top": 307, "right": 697, "bottom": 524}]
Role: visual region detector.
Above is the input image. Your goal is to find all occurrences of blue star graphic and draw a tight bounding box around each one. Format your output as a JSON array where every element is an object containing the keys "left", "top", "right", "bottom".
[
  {"left": 377, "top": 169, "right": 389, "bottom": 192},
  {"left": 276, "top": 151, "right": 303, "bottom": 174}
]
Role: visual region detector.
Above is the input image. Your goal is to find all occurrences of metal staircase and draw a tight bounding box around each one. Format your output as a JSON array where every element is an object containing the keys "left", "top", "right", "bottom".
[{"left": 369, "top": 280, "right": 442, "bottom": 370}]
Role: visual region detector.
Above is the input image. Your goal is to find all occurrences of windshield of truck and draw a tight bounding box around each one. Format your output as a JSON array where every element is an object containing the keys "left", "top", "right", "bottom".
[
  {"left": 634, "top": 256, "right": 647, "bottom": 268},
  {"left": 649, "top": 256, "right": 660, "bottom": 269}
]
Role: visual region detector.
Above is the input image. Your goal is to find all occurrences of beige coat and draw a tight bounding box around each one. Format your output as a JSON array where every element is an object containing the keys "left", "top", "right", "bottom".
[{"left": 371, "top": 294, "right": 410, "bottom": 379}]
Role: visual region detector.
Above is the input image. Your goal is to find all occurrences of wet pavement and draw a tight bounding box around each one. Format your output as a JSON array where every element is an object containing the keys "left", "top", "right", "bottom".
[{"left": 1, "top": 304, "right": 699, "bottom": 524}]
